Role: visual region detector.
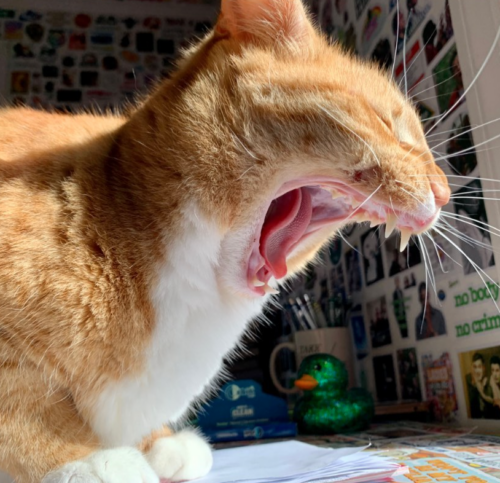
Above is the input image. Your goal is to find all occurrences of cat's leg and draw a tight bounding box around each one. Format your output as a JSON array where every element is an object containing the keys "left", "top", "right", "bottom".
[
  {"left": 140, "top": 427, "right": 213, "bottom": 481},
  {"left": 0, "top": 361, "right": 158, "bottom": 483}
]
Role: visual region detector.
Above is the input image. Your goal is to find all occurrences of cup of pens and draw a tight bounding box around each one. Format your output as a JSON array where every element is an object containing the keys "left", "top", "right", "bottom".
[{"left": 270, "top": 294, "right": 354, "bottom": 394}]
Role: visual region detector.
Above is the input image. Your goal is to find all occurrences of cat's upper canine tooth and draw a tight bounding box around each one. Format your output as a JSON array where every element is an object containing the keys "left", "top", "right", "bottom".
[
  {"left": 385, "top": 214, "right": 397, "bottom": 239},
  {"left": 263, "top": 284, "right": 280, "bottom": 295},
  {"left": 400, "top": 229, "right": 412, "bottom": 252}
]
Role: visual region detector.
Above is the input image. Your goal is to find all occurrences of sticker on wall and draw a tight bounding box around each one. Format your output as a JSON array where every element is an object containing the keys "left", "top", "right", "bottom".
[
  {"left": 74, "top": 14, "right": 92, "bottom": 29},
  {"left": 373, "top": 354, "right": 398, "bottom": 402},
  {"left": 414, "top": 281, "right": 447, "bottom": 341},
  {"left": 355, "top": 0, "right": 370, "bottom": 20},
  {"left": 19, "top": 10, "right": 42, "bottom": 22},
  {"left": 406, "top": 0, "right": 432, "bottom": 40},
  {"left": 4, "top": 21, "right": 23, "bottom": 40},
  {"left": 367, "top": 295, "right": 392, "bottom": 348},
  {"left": 391, "top": 276, "right": 410, "bottom": 338},
  {"left": 11, "top": 71, "right": 30, "bottom": 94},
  {"left": 459, "top": 346, "right": 500, "bottom": 420},
  {"left": 47, "top": 29, "right": 66, "bottom": 48},
  {"left": 397, "top": 348, "right": 422, "bottom": 400},
  {"left": 422, "top": 352, "right": 457, "bottom": 422},
  {"left": 453, "top": 179, "right": 495, "bottom": 276},
  {"left": 422, "top": 0, "right": 453, "bottom": 65},
  {"left": 433, "top": 44, "right": 464, "bottom": 116},
  {"left": 361, "top": 5, "right": 387, "bottom": 55},
  {"left": 25, "top": 23, "right": 45, "bottom": 42},
  {"left": 345, "top": 244, "right": 362, "bottom": 294},
  {"left": 361, "top": 228, "right": 385, "bottom": 286},
  {"left": 39, "top": 46, "right": 57, "bottom": 63},
  {"left": 13, "top": 43, "right": 35, "bottom": 59},
  {"left": 371, "top": 38, "right": 393, "bottom": 70},
  {"left": 0, "top": 9, "right": 15, "bottom": 19}
]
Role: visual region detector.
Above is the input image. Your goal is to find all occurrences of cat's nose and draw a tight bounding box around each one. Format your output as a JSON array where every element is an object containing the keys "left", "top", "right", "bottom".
[{"left": 430, "top": 178, "right": 451, "bottom": 208}]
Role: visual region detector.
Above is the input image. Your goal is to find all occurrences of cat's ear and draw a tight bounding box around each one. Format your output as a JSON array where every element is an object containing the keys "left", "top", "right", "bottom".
[{"left": 216, "top": 0, "right": 313, "bottom": 46}]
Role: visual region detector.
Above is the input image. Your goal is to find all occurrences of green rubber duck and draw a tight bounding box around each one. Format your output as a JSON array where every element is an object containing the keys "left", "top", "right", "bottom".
[{"left": 293, "top": 353, "right": 374, "bottom": 434}]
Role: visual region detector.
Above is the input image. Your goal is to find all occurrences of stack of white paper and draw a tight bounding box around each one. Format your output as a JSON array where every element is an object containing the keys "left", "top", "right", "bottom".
[{"left": 197, "top": 441, "right": 407, "bottom": 483}]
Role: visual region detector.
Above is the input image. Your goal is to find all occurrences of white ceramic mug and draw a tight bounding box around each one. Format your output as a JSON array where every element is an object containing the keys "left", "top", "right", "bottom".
[{"left": 269, "top": 327, "right": 354, "bottom": 394}]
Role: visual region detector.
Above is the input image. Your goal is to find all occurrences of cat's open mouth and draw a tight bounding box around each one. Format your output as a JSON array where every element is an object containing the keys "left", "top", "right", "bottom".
[{"left": 246, "top": 179, "right": 438, "bottom": 296}]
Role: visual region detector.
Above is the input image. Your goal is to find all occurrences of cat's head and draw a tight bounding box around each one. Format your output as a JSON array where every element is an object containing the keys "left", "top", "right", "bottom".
[{"left": 144, "top": 0, "right": 450, "bottom": 298}]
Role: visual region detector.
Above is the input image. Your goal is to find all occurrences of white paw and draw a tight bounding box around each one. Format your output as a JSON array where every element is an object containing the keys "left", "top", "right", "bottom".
[
  {"left": 146, "top": 430, "right": 213, "bottom": 481},
  {"left": 42, "top": 447, "right": 159, "bottom": 483}
]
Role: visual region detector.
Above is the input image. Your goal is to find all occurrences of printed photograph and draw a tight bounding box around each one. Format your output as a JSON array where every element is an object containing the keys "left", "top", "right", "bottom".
[
  {"left": 392, "top": 276, "right": 409, "bottom": 338},
  {"left": 453, "top": 179, "right": 495, "bottom": 275},
  {"left": 422, "top": 352, "right": 458, "bottom": 422},
  {"left": 373, "top": 354, "right": 398, "bottom": 402},
  {"left": 345, "top": 245, "right": 363, "bottom": 294},
  {"left": 433, "top": 44, "right": 464, "bottom": 115},
  {"left": 444, "top": 112, "right": 478, "bottom": 177},
  {"left": 460, "top": 346, "right": 500, "bottom": 420},
  {"left": 385, "top": 233, "right": 421, "bottom": 277},
  {"left": 415, "top": 282, "right": 447, "bottom": 340},
  {"left": 367, "top": 295, "right": 392, "bottom": 348},
  {"left": 397, "top": 348, "right": 422, "bottom": 401},
  {"left": 361, "top": 228, "right": 385, "bottom": 286}
]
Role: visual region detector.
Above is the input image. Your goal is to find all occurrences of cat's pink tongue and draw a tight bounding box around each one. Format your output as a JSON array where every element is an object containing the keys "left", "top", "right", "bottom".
[{"left": 260, "top": 188, "right": 312, "bottom": 280}]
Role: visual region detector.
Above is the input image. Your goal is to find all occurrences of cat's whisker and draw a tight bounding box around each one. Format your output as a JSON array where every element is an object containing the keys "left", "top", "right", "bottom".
[
  {"left": 426, "top": 24, "right": 500, "bottom": 135},
  {"left": 439, "top": 218, "right": 495, "bottom": 252},
  {"left": 401, "top": 9, "right": 413, "bottom": 98},
  {"left": 441, "top": 212, "right": 500, "bottom": 238},
  {"left": 432, "top": 226, "right": 500, "bottom": 315},
  {"left": 433, "top": 144, "right": 500, "bottom": 164},
  {"left": 410, "top": 70, "right": 461, "bottom": 99},
  {"left": 317, "top": 104, "right": 382, "bottom": 167},
  {"left": 424, "top": 231, "right": 463, "bottom": 270},
  {"left": 424, "top": 233, "right": 448, "bottom": 274},
  {"left": 396, "top": 185, "right": 432, "bottom": 214},
  {"left": 419, "top": 234, "right": 437, "bottom": 297},
  {"left": 390, "top": 0, "right": 401, "bottom": 81},
  {"left": 415, "top": 234, "right": 430, "bottom": 335}
]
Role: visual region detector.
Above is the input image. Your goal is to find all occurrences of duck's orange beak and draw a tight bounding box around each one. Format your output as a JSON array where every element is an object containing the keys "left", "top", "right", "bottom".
[{"left": 294, "top": 374, "right": 318, "bottom": 391}]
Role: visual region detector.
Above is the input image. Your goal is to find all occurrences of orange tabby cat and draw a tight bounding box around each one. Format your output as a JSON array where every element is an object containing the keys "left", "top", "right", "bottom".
[{"left": 0, "top": 0, "right": 450, "bottom": 481}]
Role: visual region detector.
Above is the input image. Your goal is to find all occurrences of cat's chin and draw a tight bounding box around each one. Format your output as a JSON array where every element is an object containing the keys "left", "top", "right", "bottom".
[{"left": 245, "top": 177, "right": 440, "bottom": 297}]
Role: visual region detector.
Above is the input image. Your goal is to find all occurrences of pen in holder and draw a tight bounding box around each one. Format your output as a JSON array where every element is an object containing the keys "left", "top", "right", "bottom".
[{"left": 269, "top": 327, "right": 354, "bottom": 394}]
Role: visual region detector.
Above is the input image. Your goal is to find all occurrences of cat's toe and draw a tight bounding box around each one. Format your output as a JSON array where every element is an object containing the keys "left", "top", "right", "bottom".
[
  {"left": 42, "top": 447, "right": 159, "bottom": 483},
  {"left": 146, "top": 430, "right": 213, "bottom": 481}
]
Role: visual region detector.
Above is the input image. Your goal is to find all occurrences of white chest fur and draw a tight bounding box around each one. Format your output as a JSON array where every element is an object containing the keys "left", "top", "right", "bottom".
[{"left": 89, "top": 206, "right": 265, "bottom": 447}]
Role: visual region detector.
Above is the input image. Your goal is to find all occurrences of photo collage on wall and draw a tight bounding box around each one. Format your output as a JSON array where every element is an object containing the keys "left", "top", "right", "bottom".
[
  {"left": 1, "top": 6, "right": 215, "bottom": 110},
  {"left": 295, "top": 0, "right": 500, "bottom": 424}
]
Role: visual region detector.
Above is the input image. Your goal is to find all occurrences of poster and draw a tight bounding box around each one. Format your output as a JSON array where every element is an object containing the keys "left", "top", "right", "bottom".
[{"left": 460, "top": 346, "right": 500, "bottom": 420}]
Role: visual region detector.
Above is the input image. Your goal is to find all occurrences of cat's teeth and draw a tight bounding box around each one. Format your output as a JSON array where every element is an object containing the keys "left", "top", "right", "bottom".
[
  {"left": 263, "top": 284, "right": 280, "bottom": 295},
  {"left": 350, "top": 199, "right": 361, "bottom": 209},
  {"left": 253, "top": 277, "right": 265, "bottom": 287},
  {"left": 399, "top": 229, "right": 412, "bottom": 252},
  {"left": 385, "top": 214, "right": 397, "bottom": 239}
]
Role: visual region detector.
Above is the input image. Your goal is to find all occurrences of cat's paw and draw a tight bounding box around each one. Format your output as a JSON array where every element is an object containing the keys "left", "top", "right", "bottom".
[
  {"left": 42, "top": 447, "right": 159, "bottom": 483},
  {"left": 146, "top": 430, "right": 213, "bottom": 481}
]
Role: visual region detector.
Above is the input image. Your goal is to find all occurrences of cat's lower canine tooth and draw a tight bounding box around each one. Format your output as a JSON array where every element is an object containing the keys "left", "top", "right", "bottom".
[
  {"left": 385, "top": 214, "right": 397, "bottom": 239},
  {"left": 263, "top": 284, "right": 280, "bottom": 295},
  {"left": 400, "top": 229, "right": 412, "bottom": 252},
  {"left": 252, "top": 276, "right": 265, "bottom": 287}
]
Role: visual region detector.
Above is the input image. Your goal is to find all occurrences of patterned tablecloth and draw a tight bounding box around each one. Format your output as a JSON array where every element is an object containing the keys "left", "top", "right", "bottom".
[{"left": 214, "top": 421, "right": 500, "bottom": 483}]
